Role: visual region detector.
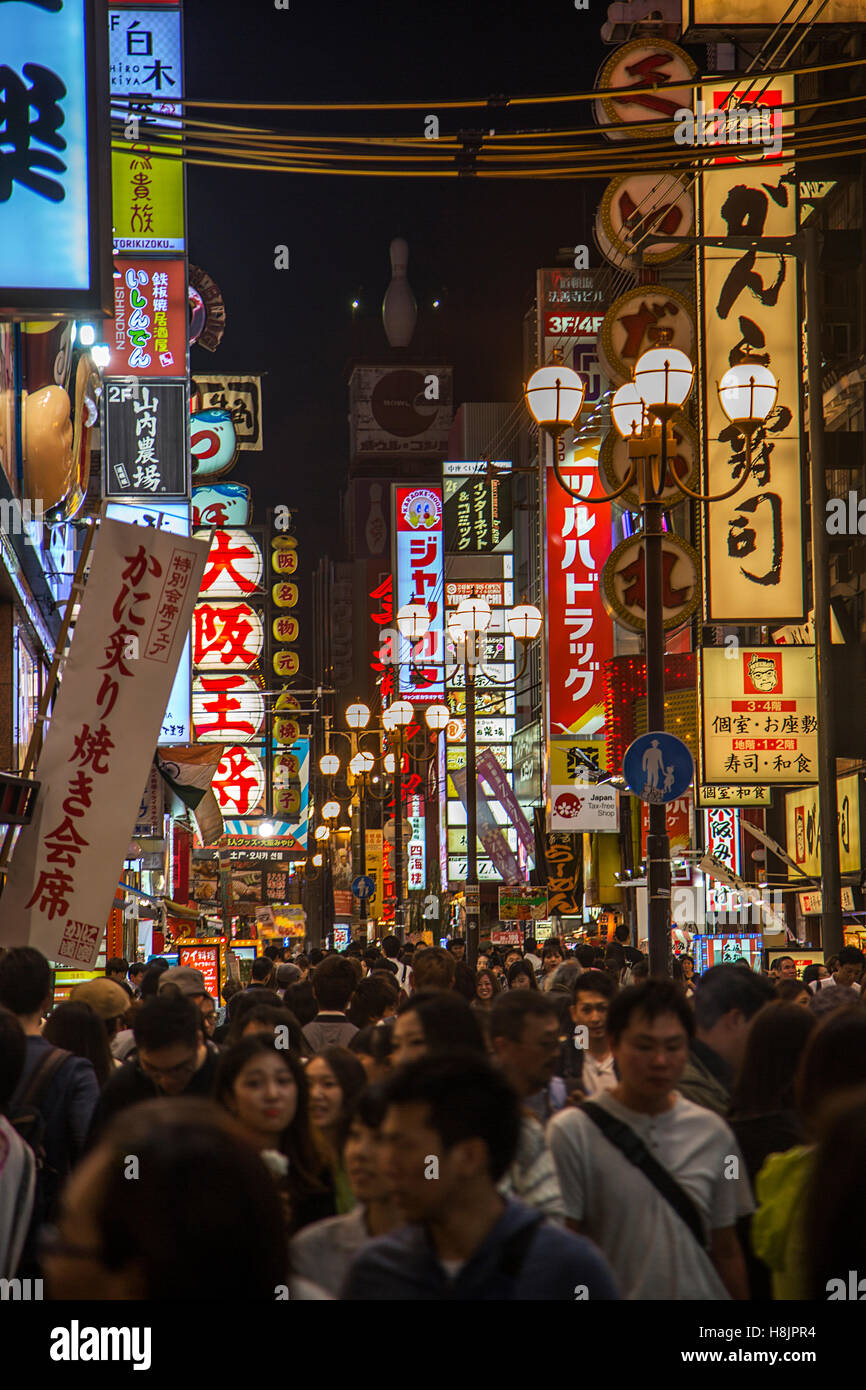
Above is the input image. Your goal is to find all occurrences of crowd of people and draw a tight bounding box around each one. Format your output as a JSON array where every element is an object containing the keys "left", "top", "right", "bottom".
[{"left": 0, "top": 930, "right": 864, "bottom": 1301}]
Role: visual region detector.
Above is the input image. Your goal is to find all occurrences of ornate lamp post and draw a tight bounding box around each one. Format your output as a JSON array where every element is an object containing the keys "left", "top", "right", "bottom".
[{"left": 525, "top": 351, "right": 776, "bottom": 974}]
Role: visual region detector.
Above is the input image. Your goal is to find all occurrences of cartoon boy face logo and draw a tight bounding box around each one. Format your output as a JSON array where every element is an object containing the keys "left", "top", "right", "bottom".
[
  {"left": 404, "top": 493, "right": 438, "bottom": 529},
  {"left": 744, "top": 652, "right": 780, "bottom": 694}
]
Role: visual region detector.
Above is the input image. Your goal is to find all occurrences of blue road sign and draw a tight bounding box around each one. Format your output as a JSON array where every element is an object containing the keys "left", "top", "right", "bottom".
[
  {"left": 352, "top": 874, "right": 376, "bottom": 899},
  {"left": 623, "top": 732, "right": 694, "bottom": 805}
]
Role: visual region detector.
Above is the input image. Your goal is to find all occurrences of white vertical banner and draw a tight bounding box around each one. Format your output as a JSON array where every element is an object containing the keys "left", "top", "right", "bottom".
[{"left": 0, "top": 520, "right": 209, "bottom": 966}]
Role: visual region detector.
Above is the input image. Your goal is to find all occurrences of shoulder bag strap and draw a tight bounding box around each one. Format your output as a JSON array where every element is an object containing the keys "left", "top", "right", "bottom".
[
  {"left": 581, "top": 1101, "right": 707, "bottom": 1250},
  {"left": 10, "top": 1046, "right": 72, "bottom": 1113}
]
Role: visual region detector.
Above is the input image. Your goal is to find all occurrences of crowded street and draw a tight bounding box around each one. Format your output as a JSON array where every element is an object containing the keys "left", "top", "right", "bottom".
[{"left": 1, "top": 0, "right": 866, "bottom": 1363}]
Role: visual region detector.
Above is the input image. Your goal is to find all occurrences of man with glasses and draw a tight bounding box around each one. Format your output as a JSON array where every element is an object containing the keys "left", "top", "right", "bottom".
[
  {"left": 89, "top": 995, "right": 221, "bottom": 1139},
  {"left": 488, "top": 991, "right": 567, "bottom": 1225}
]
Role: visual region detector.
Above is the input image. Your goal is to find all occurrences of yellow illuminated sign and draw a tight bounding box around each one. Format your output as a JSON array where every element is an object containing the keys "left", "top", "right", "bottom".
[
  {"left": 112, "top": 144, "right": 185, "bottom": 253},
  {"left": 697, "top": 75, "right": 805, "bottom": 623}
]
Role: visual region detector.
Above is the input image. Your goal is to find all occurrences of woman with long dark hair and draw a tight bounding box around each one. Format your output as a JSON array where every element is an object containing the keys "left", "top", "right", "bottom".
[
  {"left": 752, "top": 1008, "right": 866, "bottom": 1299},
  {"left": 43, "top": 1001, "right": 115, "bottom": 1088},
  {"left": 803, "top": 1086, "right": 866, "bottom": 1300},
  {"left": 728, "top": 1001, "right": 816, "bottom": 1301},
  {"left": 306, "top": 1045, "right": 367, "bottom": 1214},
  {"left": 390, "top": 989, "right": 487, "bottom": 1066},
  {"left": 471, "top": 968, "right": 500, "bottom": 1015},
  {"left": 506, "top": 960, "right": 538, "bottom": 991},
  {"left": 214, "top": 1036, "right": 335, "bottom": 1234},
  {"left": 42, "top": 1098, "right": 290, "bottom": 1299}
]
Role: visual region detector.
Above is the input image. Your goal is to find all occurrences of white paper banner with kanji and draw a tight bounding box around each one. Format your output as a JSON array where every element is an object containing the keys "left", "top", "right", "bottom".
[{"left": 0, "top": 519, "right": 209, "bottom": 966}]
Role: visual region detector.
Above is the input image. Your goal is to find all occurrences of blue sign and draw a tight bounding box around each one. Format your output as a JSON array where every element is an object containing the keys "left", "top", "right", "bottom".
[
  {"left": 623, "top": 732, "right": 694, "bottom": 805},
  {"left": 109, "top": 10, "right": 182, "bottom": 119},
  {"left": 352, "top": 875, "right": 376, "bottom": 900},
  {"left": 1, "top": 0, "right": 106, "bottom": 313}
]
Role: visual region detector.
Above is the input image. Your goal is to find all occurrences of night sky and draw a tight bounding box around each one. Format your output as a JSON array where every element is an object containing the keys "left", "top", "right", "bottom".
[{"left": 184, "top": 0, "right": 607, "bottom": 580}]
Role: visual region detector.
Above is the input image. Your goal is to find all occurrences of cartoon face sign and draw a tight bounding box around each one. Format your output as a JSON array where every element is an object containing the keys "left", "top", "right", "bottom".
[
  {"left": 554, "top": 791, "right": 584, "bottom": 821},
  {"left": 404, "top": 495, "right": 438, "bottom": 528},
  {"left": 745, "top": 652, "right": 780, "bottom": 694},
  {"left": 399, "top": 487, "right": 441, "bottom": 531},
  {"left": 190, "top": 408, "right": 238, "bottom": 481}
]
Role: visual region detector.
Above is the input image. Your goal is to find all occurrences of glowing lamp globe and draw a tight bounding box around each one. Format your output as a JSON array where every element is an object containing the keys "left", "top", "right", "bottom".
[
  {"left": 634, "top": 347, "right": 694, "bottom": 417},
  {"left": 525, "top": 365, "right": 586, "bottom": 435},
  {"left": 507, "top": 604, "right": 543, "bottom": 641},
  {"left": 718, "top": 363, "right": 778, "bottom": 429}
]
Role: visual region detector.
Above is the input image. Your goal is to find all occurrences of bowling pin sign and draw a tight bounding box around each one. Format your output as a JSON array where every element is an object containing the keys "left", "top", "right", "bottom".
[{"left": 382, "top": 237, "right": 417, "bottom": 348}]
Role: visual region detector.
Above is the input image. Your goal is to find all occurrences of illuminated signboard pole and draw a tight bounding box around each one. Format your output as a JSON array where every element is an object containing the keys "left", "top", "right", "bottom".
[
  {"left": 804, "top": 223, "right": 842, "bottom": 957},
  {"left": 646, "top": 226, "right": 842, "bottom": 957},
  {"left": 526, "top": 351, "right": 776, "bottom": 975},
  {"left": 465, "top": 640, "right": 479, "bottom": 964}
]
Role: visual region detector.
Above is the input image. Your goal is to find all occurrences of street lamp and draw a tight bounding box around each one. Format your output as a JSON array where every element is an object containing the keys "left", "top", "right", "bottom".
[
  {"left": 322, "top": 799, "right": 340, "bottom": 821},
  {"left": 397, "top": 594, "right": 541, "bottom": 964},
  {"left": 718, "top": 363, "right": 779, "bottom": 432},
  {"left": 507, "top": 604, "right": 543, "bottom": 643},
  {"left": 455, "top": 595, "right": 491, "bottom": 634},
  {"left": 319, "top": 753, "right": 339, "bottom": 776},
  {"left": 346, "top": 702, "right": 370, "bottom": 730},
  {"left": 425, "top": 703, "right": 450, "bottom": 732},
  {"left": 625, "top": 346, "right": 695, "bottom": 976},
  {"left": 387, "top": 699, "right": 414, "bottom": 933},
  {"left": 396, "top": 603, "right": 431, "bottom": 640},
  {"left": 524, "top": 364, "right": 586, "bottom": 437},
  {"left": 448, "top": 595, "right": 542, "bottom": 966},
  {"left": 532, "top": 346, "right": 776, "bottom": 974},
  {"left": 314, "top": 825, "right": 330, "bottom": 842}
]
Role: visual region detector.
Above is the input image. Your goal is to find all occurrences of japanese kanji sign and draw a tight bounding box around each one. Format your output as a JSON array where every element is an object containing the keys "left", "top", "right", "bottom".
[
  {"left": 593, "top": 38, "right": 697, "bottom": 140},
  {"left": 537, "top": 268, "right": 607, "bottom": 422},
  {"left": 393, "top": 485, "right": 444, "bottom": 703},
  {"left": 1, "top": 0, "right": 108, "bottom": 316},
  {"left": 109, "top": 9, "right": 181, "bottom": 114},
  {"left": 546, "top": 433, "right": 614, "bottom": 737},
  {"left": 599, "top": 285, "right": 696, "bottom": 387},
  {"left": 103, "top": 378, "right": 188, "bottom": 498},
  {"left": 785, "top": 773, "right": 862, "bottom": 877},
  {"left": 191, "top": 376, "right": 263, "bottom": 451},
  {"left": 0, "top": 519, "right": 208, "bottom": 967},
  {"left": 698, "top": 783, "right": 771, "bottom": 806},
  {"left": 703, "top": 807, "right": 741, "bottom": 913},
  {"left": 602, "top": 532, "right": 700, "bottom": 633},
  {"left": 697, "top": 76, "right": 805, "bottom": 622},
  {"left": 213, "top": 747, "right": 267, "bottom": 818},
  {"left": 443, "top": 463, "right": 513, "bottom": 555},
  {"left": 700, "top": 646, "right": 818, "bottom": 783},
  {"left": 111, "top": 136, "right": 184, "bottom": 253},
  {"left": 598, "top": 173, "right": 694, "bottom": 268},
  {"left": 108, "top": 259, "right": 187, "bottom": 376}
]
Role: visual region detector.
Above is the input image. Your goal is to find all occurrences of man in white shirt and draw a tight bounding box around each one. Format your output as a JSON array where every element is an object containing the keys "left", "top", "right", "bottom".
[
  {"left": 548, "top": 977, "right": 753, "bottom": 1300},
  {"left": 810, "top": 945, "right": 863, "bottom": 994}
]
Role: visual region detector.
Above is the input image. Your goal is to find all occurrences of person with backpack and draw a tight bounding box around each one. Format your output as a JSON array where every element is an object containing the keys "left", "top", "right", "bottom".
[
  {"left": 341, "top": 1052, "right": 619, "bottom": 1300},
  {"left": 547, "top": 978, "right": 753, "bottom": 1300},
  {"left": 0, "top": 1008, "right": 36, "bottom": 1277},
  {"left": 0, "top": 948, "right": 99, "bottom": 1260}
]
